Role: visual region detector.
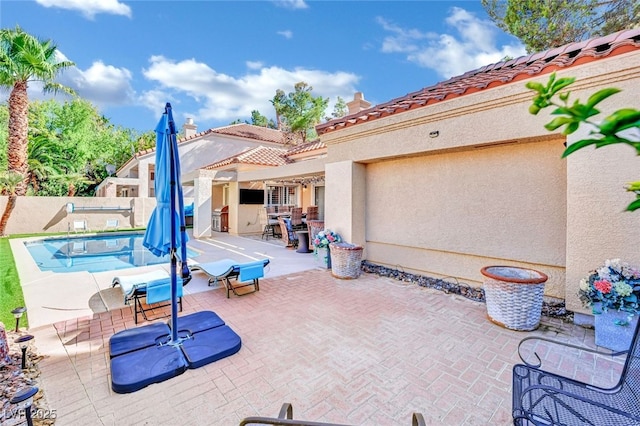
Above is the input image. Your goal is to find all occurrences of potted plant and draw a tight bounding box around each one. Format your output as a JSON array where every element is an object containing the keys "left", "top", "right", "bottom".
[
  {"left": 313, "top": 229, "right": 341, "bottom": 268},
  {"left": 578, "top": 259, "right": 640, "bottom": 351}
]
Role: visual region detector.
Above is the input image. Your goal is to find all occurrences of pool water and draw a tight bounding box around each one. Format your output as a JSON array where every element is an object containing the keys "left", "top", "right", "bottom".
[{"left": 24, "top": 232, "right": 198, "bottom": 273}]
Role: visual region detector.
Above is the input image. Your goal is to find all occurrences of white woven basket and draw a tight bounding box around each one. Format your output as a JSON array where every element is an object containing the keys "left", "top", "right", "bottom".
[
  {"left": 329, "top": 243, "right": 363, "bottom": 279},
  {"left": 481, "top": 266, "right": 548, "bottom": 331}
]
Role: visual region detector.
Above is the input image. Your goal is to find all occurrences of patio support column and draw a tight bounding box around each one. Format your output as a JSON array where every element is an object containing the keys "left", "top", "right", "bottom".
[
  {"left": 139, "top": 161, "right": 150, "bottom": 198},
  {"left": 193, "top": 176, "right": 213, "bottom": 238},
  {"left": 227, "top": 181, "right": 239, "bottom": 235},
  {"left": 325, "top": 160, "right": 366, "bottom": 250}
]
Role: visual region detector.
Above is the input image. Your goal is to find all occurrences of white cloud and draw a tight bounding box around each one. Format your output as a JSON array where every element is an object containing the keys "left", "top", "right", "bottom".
[
  {"left": 246, "top": 61, "right": 264, "bottom": 70},
  {"left": 273, "top": 0, "right": 308, "bottom": 10},
  {"left": 378, "top": 7, "right": 526, "bottom": 78},
  {"left": 35, "top": 0, "right": 131, "bottom": 19},
  {"left": 53, "top": 53, "right": 136, "bottom": 106},
  {"left": 18, "top": 51, "right": 135, "bottom": 107},
  {"left": 141, "top": 56, "right": 360, "bottom": 125},
  {"left": 277, "top": 30, "right": 293, "bottom": 39}
]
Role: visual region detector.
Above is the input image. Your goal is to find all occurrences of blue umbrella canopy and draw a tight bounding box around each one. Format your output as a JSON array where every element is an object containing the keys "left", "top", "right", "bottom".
[{"left": 143, "top": 103, "right": 190, "bottom": 344}]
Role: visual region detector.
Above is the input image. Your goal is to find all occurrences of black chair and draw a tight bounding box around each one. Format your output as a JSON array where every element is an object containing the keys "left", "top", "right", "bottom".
[
  {"left": 259, "top": 207, "right": 280, "bottom": 239},
  {"left": 512, "top": 317, "right": 640, "bottom": 425},
  {"left": 239, "top": 403, "right": 426, "bottom": 426}
]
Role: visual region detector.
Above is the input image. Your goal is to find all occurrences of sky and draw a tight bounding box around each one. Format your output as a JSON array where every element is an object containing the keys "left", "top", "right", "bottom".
[{"left": 0, "top": 0, "right": 527, "bottom": 133}]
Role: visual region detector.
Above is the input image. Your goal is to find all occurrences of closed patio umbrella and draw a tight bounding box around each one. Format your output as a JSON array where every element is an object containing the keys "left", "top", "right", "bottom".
[{"left": 143, "top": 102, "right": 191, "bottom": 345}]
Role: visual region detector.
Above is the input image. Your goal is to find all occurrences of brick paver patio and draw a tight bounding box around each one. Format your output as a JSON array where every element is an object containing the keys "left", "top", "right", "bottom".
[{"left": 30, "top": 268, "right": 622, "bottom": 425}]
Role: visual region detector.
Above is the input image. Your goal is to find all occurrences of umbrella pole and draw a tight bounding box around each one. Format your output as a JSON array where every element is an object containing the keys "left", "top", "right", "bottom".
[{"left": 168, "top": 106, "right": 179, "bottom": 345}]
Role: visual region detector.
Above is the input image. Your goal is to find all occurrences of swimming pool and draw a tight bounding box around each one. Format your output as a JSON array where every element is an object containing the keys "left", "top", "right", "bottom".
[{"left": 24, "top": 232, "right": 198, "bottom": 273}]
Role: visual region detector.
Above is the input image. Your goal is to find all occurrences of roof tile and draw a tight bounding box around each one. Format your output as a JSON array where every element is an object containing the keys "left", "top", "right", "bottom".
[
  {"left": 317, "top": 29, "right": 640, "bottom": 135},
  {"left": 203, "top": 146, "right": 291, "bottom": 170}
]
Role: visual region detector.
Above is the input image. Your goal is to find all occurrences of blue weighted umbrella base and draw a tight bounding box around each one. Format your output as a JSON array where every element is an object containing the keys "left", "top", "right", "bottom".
[
  {"left": 180, "top": 325, "right": 242, "bottom": 369},
  {"left": 172, "top": 310, "right": 225, "bottom": 334},
  {"left": 109, "top": 311, "right": 241, "bottom": 393},
  {"left": 109, "top": 322, "right": 171, "bottom": 358},
  {"left": 110, "top": 344, "right": 187, "bottom": 394}
]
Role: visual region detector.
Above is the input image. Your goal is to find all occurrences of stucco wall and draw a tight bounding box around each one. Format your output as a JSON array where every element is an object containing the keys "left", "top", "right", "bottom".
[
  {"left": 0, "top": 196, "right": 193, "bottom": 235},
  {"left": 320, "top": 49, "right": 640, "bottom": 307},
  {"left": 565, "top": 134, "right": 640, "bottom": 313},
  {"left": 364, "top": 139, "right": 567, "bottom": 297}
]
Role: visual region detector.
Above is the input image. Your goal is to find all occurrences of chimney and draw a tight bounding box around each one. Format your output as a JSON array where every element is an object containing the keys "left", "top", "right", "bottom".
[
  {"left": 183, "top": 117, "right": 197, "bottom": 139},
  {"left": 347, "top": 92, "right": 371, "bottom": 115}
]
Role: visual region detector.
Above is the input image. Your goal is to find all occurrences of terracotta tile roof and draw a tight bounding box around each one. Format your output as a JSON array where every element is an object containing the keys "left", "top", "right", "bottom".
[
  {"left": 208, "top": 123, "right": 285, "bottom": 144},
  {"left": 117, "top": 124, "right": 285, "bottom": 173},
  {"left": 203, "top": 146, "right": 291, "bottom": 170},
  {"left": 317, "top": 29, "right": 640, "bottom": 135},
  {"left": 284, "top": 139, "right": 326, "bottom": 157}
]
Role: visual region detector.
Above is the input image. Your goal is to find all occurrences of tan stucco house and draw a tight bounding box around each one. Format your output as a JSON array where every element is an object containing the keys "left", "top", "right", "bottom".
[
  {"left": 67, "top": 28, "right": 640, "bottom": 322},
  {"left": 94, "top": 122, "right": 288, "bottom": 199},
  {"left": 185, "top": 139, "right": 327, "bottom": 238},
  {"left": 227, "top": 29, "right": 640, "bottom": 320}
]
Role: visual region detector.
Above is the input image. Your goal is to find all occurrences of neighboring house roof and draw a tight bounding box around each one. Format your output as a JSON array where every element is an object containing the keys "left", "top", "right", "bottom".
[
  {"left": 203, "top": 146, "right": 292, "bottom": 170},
  {"left": 206, "top": 123, "right": 285, "bottom": 144},
  {"left": 284, "top": 139, "right": 326, "bottom": 157},
  {"left": 117, "top": 123, "right": 286, "bottom": 173},
  {"left": 317, "top": 29, "right": 640, "bottom": 135}
]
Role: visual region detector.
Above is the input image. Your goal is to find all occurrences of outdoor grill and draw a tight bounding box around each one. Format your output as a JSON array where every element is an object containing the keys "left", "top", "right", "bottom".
[{"left": 211, "top": 205, "right": 229, "bottom": 232}]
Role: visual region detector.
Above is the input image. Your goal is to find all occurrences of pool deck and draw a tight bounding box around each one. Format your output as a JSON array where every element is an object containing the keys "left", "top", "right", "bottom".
[
  {"left": 15, "top": 233, "right": 624, "bottom": 425},
  {"left": 11, "top": 232, "right": 319, "bottom": 328}
]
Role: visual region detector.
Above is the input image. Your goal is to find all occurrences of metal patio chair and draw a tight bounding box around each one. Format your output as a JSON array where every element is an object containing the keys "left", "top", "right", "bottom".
[
  {"left": 239, "top": 403, "right": 426, "bottom": 426},
  {"left": 512, "top": 316, "right": 640, "bottom": 425}
]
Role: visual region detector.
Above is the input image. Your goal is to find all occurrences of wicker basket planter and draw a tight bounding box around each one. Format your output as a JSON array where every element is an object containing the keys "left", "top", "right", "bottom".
[
  {"left": 480, "top": 266, "right": 548, "bottom": 331},
  {"left": 329, "top": 243, "right": 363, "bottom": 279}
]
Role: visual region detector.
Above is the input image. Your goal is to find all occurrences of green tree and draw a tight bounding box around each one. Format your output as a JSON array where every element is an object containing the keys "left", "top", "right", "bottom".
[
  {"left": 327, "top": 96, "right": 348, "bottom": 121},
  {"left": 26, "top": 133, "right": 67, "bottom": 193},
  {"left": 527, "top": 73, "right": 640, "bottom": 210},
  {"left": 229, "top": 110, "right": 277, "bottom": 128},
  {"left": 482, "top": 0, "right": 639, "bottom": 53},
  {"left": 0, "top": 26, "right": 74, "bottom": 234},
  {"left": 22, "top": 98, "right": 145, "bottom": 196},
  {"left": 271, "top": 82, "right": 328, "bottom": 144},
  {"left": 250, "top": 110, "right": 277, "bottom": 128}
]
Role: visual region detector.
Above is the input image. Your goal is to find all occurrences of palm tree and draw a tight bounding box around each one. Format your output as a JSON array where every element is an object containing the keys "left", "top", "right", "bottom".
[
  {"left": 0, "top": 171, "right": 22, "bottom": 236},
  {"left": 27, "top": 134, "right": 66, "bottom": 193},
  {"left": 50, "top": 171, "right": 94, "bottom": 197},
  {"left": 0, "top": 26, "right": 74, "bottom": 234}
]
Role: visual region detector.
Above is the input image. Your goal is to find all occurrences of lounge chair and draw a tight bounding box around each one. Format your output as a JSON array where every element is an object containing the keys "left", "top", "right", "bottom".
[
  {"left": 112, "top": 270, "right": 185, "bottom": 324},
  {"left": 104, "top": 218, "right": 119, "bottom": 231},
  {"left": 73, "top": 220, "right": 89, "bottom": 233},
  {"left": 189, "top": 258, "right": 269, "bottom": 298}
]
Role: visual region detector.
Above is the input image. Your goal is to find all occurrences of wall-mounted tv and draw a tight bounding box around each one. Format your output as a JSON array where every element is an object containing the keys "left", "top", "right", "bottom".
[{"left": 239, "top": 189, "right": 265, "bottom": 205}]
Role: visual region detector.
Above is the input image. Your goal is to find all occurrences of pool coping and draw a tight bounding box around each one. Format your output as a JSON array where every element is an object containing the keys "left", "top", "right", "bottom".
[{"left": 11, "top": 232, "right": 322, "bottom": 328}]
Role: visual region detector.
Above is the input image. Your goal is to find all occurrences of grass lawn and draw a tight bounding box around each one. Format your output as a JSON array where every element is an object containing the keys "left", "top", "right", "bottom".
[
  {"left": 0, "top": 237, "right": 27, "bottom": 329},
  {"left": 0, "top": 229, "right": 148, "bottom": 329}
]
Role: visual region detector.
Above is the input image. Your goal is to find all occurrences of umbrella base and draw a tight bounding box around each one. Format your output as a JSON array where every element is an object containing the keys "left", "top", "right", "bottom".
[
  {"left": 110, "top": 344, "right": 187, "bottom": 394},
  {"left": 109, "top": 311, "right": 241, "bottom": 393},
  {"left": 181, "top": 325, "right": 241, "bottom": 369},
  {"left": 109, "top": 322, "right": 170, "bottom": 358}
]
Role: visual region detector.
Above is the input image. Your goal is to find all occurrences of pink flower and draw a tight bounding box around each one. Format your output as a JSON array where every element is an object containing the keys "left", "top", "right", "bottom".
[
  {"left": 594, "top": 279, "right": 612, "bottom": 294},
  {"left": 328, "top": 235, "right": 335, "bottom": 242}
]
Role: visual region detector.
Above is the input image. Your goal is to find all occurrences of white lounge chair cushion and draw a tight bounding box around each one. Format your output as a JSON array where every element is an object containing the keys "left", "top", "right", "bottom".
[{"left": 112, "top": 270, "right": 170, "bottom": 304}]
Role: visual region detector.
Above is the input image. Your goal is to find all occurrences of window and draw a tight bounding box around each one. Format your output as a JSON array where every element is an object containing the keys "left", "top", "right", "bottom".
[{"left": 267, "top": 185, "right": 296, "bottom": 205}]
